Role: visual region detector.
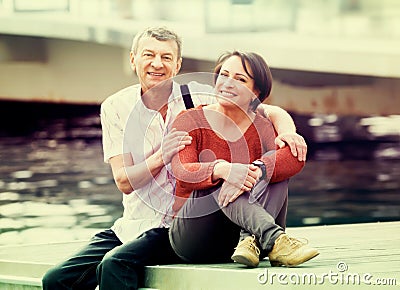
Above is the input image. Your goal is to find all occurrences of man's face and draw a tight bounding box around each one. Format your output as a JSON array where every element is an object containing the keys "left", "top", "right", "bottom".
[{"left": 130, "top": 37, "right": 182, "bottom": 94}]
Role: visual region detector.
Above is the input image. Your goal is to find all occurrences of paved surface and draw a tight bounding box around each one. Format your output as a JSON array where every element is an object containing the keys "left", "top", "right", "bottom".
[{"left": 0, "top": 221, "right": 399, "bottom": 289}]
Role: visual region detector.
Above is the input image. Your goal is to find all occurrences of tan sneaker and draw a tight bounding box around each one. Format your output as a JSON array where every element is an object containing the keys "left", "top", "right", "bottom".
[
  {"left": 231, "top": 235, "right": 261, "bottom": 267},
  {"left": 268, "top": 234, "right": 319, "bottom": 267}
]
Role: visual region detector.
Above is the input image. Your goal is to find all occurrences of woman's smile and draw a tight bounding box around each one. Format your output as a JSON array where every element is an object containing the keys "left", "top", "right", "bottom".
[{"left": 219, "top": 90, "right": 237, "bottom": 98}]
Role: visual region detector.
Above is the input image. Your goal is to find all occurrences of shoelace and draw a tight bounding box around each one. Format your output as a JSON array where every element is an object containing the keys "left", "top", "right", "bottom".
[
  {"left": 278, "top": 235, "right": 309, "bottom": 249},
  {"left": 237, "top": 235, "right": 261, "bottom": 256}
]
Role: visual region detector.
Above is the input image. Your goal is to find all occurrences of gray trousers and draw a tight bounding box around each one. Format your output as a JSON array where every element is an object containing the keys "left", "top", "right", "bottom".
[{"left": 169, "top": 180, "right": 289, "bottom": 263}]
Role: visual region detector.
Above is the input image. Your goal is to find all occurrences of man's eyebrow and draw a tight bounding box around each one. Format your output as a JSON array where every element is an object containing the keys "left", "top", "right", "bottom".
[
  {"left": 161, "top": 52, "right": 174, "bottom": 57},
  {"left": 142, "top": 49, "right": 173, "bottom": 55},
  {"left": 142, "top": 49, "right": 154, "bottom": 53}
]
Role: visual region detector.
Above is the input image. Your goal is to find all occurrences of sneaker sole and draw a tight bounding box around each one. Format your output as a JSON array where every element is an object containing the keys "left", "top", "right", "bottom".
[
  {"left": 231, "top": 254, "right": 259, "bottom": 267},
  {"left": 270, "top": 251, "right": 320, "bottom": 267}
]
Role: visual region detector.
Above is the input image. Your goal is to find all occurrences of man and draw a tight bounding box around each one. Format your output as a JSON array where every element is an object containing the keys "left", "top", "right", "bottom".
[{"left": 42, "top": 26, "right": 307, "bottom": 290}]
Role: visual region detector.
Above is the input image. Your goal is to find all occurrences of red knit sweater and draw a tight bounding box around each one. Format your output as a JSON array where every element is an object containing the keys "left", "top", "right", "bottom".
[{"left": 170, "top": 105, "right": 304, "bottom": 212}]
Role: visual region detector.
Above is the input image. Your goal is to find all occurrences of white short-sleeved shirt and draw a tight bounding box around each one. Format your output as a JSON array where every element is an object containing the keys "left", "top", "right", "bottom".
[{"left": 100, "top": 81, "right": 215, "bottom": 243}]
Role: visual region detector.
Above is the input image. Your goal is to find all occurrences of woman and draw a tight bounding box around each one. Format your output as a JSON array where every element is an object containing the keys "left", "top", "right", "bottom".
[{"left": 169, "top": 51, "right": 319, "bottom": 267}]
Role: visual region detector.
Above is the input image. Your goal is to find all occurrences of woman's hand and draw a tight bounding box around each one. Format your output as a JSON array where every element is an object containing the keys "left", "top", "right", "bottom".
[
  {"left": 218, "top": 181, "right": 245, "bottom": 207},
  {"left": 213, "top": 162, "right": 261, "bottom": 207},
  {"left": 213, "top": 162, "right": 259, "bottom": 192},
  {"left": 274, "top": 132, "right": 307, "bottom": 162}
]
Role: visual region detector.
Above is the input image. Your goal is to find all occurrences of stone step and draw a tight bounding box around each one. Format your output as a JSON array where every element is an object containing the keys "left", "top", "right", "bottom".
[{"left": 1, "top": 222, "right": 399, "bottom": 289}]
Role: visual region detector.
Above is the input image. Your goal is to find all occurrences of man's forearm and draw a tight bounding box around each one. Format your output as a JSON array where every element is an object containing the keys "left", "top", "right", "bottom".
[
  {"left": 125, "top": 150, "right": 166, "bottom": 190},
  {"left": 258, "top": 104, "right": 296, "bottom": 134},
  {"left": 110, "top": 151, "right": 165, "bottom": 194}
]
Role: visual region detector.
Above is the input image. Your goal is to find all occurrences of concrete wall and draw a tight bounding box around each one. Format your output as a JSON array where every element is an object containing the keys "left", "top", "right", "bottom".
[
  {"left": 0, "top": 35, "right": 399, "bottom": 116},
  {"left": 0, "top": 36, "right": 134, "bottom": 104},
  {"left": 270, "top": 73, "right": 400, "bottom": 116}
]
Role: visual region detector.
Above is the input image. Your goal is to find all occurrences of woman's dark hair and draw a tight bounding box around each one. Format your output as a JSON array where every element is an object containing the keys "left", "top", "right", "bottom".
[{"left": 213, "top": 51, "right": 273, "bottom": 110}]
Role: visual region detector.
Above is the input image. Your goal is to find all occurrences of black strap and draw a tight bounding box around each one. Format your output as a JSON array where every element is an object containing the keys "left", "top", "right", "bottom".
[{"left": 180, "top": 84, "right": 194, "bottom": 109}]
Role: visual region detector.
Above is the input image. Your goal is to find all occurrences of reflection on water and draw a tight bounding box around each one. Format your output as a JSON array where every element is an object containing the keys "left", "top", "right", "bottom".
[
  {"left": 0, "top": 101, "right": 122, "bottom": 245},
  {"left": 0, "top": 101, "right": 399, "bottom": 245}
]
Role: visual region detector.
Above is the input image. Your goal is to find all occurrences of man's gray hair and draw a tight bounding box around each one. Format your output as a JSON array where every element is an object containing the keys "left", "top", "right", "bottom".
[{"left": 131, "top": 26, "right": 182, "bottom": 59}]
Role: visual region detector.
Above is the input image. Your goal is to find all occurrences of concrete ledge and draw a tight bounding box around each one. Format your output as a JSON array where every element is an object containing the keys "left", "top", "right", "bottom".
[
  {"left": 0, "top": 275, "right": 41, "bottom": 289},
  {"left": 1, "top": 222, "right": 399, "bottom": 289}
]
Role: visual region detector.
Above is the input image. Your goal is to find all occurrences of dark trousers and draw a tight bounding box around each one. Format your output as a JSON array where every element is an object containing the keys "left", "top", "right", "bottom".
[
  {"left": 42, "top": 227, "right": 181, "bottom": 290},
  {"left": 169, "top": 180, "right": 289, "bottom": 263}
]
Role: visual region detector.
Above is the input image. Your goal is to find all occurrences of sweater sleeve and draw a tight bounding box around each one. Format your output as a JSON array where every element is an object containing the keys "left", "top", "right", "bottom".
[
  {"left": 255, "top": 115, "right": 305, "bottom": 183},
  {"left": 261, "top": 146, "right": 305, "bottom": 183},
  {"left": 171, "top": 109, "right": 221, "bottom": 194}
]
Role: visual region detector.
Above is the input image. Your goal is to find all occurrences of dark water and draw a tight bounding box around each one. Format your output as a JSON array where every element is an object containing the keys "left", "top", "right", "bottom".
[{"left": 0, "top": 101, "right": 399, "bottom": 245}]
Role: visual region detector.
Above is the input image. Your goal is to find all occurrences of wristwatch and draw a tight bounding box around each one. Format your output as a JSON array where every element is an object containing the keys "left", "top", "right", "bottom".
[{"left": 252, "top": 160, "right": 266, "bottom": 180}]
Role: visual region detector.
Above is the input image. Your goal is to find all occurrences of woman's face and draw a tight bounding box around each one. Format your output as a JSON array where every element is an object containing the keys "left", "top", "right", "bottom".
[{"left": 215, "top": 55, "right": 259, "bottom": 110}]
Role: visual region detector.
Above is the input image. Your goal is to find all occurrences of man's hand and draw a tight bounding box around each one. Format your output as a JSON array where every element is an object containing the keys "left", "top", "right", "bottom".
[
  {"left": 274, "top": 132, "right": 307, "bottom": 162},
  {"left": 161, "top": 128, "right": 192, "bottom": 165}
]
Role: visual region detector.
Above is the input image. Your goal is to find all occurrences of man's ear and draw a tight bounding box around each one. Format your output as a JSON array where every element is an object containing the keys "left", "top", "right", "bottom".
[
  {"left": 175, "top": 57, "right": 182, "bottom": 75},
  {"left": 129, "top": 51, "right": 136, "bottom": 72}
]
